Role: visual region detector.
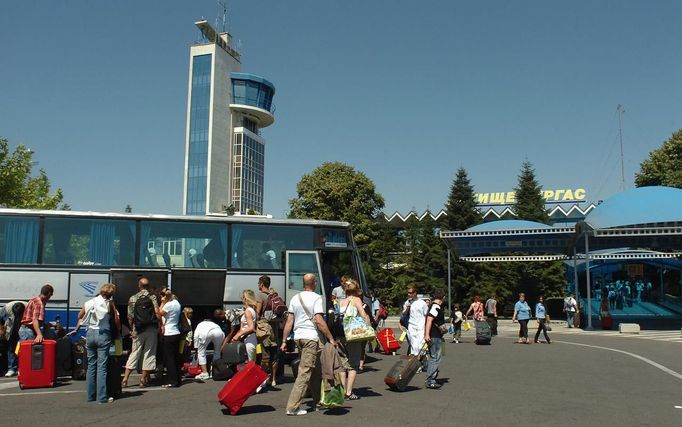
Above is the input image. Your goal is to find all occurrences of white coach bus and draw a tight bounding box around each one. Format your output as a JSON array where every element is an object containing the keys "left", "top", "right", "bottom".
[{"left": 0, "top": 208, "right": 368, "bottom": 329}]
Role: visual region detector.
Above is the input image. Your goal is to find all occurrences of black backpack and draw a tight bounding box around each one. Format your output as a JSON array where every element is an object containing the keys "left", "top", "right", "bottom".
[{"left": 133, "top": 294, "right": 157, "bottom": 332}]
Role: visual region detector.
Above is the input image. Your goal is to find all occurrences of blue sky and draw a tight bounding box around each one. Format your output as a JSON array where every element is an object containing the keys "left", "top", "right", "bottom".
[{"left": 1, "top": 0, "right": 680, "bottom": 218}]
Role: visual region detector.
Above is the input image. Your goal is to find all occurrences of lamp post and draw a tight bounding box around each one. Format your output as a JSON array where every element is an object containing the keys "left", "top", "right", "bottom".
[{"left": 584, "top": 232, "right": 594, "bottom": 330}]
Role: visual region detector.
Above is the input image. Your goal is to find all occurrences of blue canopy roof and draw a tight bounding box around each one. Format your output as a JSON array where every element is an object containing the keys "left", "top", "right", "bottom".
[
  {"left": 584, "top": 186, "right": 682, "bottom": 230},
  {"left": 466, "top": 220, "right": 553, "bottom": 232}
]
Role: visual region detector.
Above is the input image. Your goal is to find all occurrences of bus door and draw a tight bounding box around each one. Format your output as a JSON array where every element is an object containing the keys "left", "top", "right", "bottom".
[
  {"left": 170, "top": 269, "right": 226, "bottom": 320},
  {"left": 110, "top": 269, "right": 169, "bottom": 328},
  {"left": 285, "top": 250, "right": 325, "bottom": 304}
]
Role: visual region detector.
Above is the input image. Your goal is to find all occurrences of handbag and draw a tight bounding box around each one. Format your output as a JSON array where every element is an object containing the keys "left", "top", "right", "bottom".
[
  {"left": 342, "top": 298, "right": 376, "bottom": 342},
  {"left": 320, "top": 380, "right": 345, "bottom": 407},
  {"left": 462, "top": 320, "right": 472, "bottom": 332}
]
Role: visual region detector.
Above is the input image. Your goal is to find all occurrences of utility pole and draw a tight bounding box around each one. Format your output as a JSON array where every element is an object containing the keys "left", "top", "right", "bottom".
[{"left": 617, "top": 104, "right": 625, "bottom": 191}]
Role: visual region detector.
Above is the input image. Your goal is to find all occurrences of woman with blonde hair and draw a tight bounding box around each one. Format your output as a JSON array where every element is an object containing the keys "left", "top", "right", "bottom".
[
  {"left": 226, "top": 289, "right": 258, "bottom": 361},
  {"left": 158, "top": 287, "right": 183, "bottom": 387},
  {"left": 338, "top": 278, "right": 372, "bottom": 400},
  {"left": 69, "top": 283, "right": 120, "bottom": 403}
]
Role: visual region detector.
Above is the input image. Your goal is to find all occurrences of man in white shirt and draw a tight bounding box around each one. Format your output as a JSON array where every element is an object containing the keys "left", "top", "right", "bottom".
[
  {"left": 281, "top": 273, "right": 336, "bottom": 416},
  {"left": 408, "top": 290, "right": 428, "bottom": 356}
]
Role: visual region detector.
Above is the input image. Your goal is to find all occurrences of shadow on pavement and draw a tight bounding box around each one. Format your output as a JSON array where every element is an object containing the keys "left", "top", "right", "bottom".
[
  {"left": 321, "top": 407, "right": 350, "bottom": 416},
  {"left": 221, "top": 404, "right": 276, "bottom": 415},
  {"left": 354, "top": 386, "right": 381, "bottom": 397}
]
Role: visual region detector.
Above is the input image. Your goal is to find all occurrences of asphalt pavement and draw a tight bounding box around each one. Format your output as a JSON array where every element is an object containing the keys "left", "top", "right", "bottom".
[{"left": 2, "top": 320, "right": 681, "bottom": 426}]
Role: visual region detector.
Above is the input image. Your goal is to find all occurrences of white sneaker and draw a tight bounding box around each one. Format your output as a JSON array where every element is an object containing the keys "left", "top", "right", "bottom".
[
  {"left": 196, "top": 372, "right": 210, "bottom": 380},
  {"left": 4, "top": 370, "right": 16, "bottom": 377},
  {"left": 286, "top": 408, "right": 308, "bottom": 416}
]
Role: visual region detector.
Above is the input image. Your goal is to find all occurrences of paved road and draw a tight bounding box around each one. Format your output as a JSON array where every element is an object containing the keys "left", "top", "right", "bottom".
[{"left": 2, "top": 322, "right": 681, "bottom": 426}]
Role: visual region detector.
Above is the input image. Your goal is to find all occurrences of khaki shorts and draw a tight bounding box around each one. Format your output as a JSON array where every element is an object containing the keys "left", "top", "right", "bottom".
[{"left": 126, "top": 327, "right": 158, "bottom": 371}]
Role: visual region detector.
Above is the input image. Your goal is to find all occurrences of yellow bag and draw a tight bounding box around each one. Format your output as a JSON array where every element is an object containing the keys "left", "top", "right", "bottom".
[
  {"left": 110, "top": 339, "right": 123, "bottom": 356},
  {"left": 256, "top": 343, "right": 263, "bottom": 355},
  {"left": 463, "top": 321, "right": 471, "bottom": 332},
  {"left": 399, "top": 331, "right": 407, "bottom": 342}
]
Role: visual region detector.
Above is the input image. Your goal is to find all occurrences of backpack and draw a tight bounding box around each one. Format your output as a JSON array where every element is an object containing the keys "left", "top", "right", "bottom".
[
  {"left": 266, "top": 292, "right": 287, "bottom": 317},
  {"left": 399, "top": 304, "right": 411, "bottom": 328},
  {"left": 133, "top": 294, "right": 157, "bottom": 332}
]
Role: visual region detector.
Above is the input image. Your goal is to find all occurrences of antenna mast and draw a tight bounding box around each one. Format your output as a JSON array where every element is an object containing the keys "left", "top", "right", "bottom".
[
  {"left": 217, "top": 0, "right": 228, "bottom": 33},
  {"left": 617, "top": 104, "right": 625, "bottom": 191}
]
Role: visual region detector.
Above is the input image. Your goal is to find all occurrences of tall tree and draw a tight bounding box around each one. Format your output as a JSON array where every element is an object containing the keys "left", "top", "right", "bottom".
[
  {"left": 512, "top": 160, "right": 550, "bottom": 224},
  {"left": 289, "top": 161, "right": 385, "bottom": 249},
  {"left": 443, "top": 167, "right": 483, "bottom": 305},
  {"left": 365, "top": 215, "right": 405, "bottom": 307},
  {"left": 400, "top": 213, "right": 447, "bottom": 297},
  {"left": 635, "top": 129, "right": 682, "bottom": 188},
  {"left": 0, "top": 137, "right": 63, "bottom": 209},
  {"left": 444, "top": 167, "right": 482, "bottom": 231}
]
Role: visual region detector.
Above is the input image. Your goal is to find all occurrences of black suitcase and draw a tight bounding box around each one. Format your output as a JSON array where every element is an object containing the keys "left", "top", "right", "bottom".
[
  {"left": 72, "top": 338, "right": 87, "bottom": 380},
  {"left": 55, "top": 336, "right": 72, "bottom": 377},
  {"left": 221, "top": 342, "right": 247, "bottom": 364},
  {"left": 107, "top": 356, "right": 122, "bottom": 399},
  {"left": 211, "top": 358, "right": 236, "bottom": 381},
  {"left": 384, "top": 353, "right": 422, "bottom": 391},
  {"left": 0, "top": 338, "right": 8, "bottom": 376},
  {"left": 475, "top": 320, "right": 492, "bottom": 345}
]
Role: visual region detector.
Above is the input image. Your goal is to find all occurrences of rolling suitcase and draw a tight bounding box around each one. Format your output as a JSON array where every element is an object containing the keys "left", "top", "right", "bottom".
[
  {"left": 384, "top": 346, "right": 426, "bottom": 391},
  {"left": 107, "top": 356, "right": 122, "bottom": 399},
  {"left": 475, "top": 320, "right": 492, "bottom": 345},
  {"left": 289, "top": 357, "right": 300, "bottom": 379},
  {"left": 18, "top": 340, "right": 57, "bottom": 389},
  {"left": 55, "top": 336, "right": 72, "bottom": 377},
  {"left": 217, "top": 361, "right": 269, "bottom": 415},
  {"left": 72, "top": 338, "right": 87, "bottom": 380},
  {"left": 377, "top": 328, "right": 401, "bottom": 355}
]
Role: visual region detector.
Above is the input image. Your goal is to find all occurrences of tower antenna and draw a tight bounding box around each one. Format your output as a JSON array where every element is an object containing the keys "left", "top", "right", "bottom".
[
  {"left": 617, "top": 104, "right": 625, "bottom": 191},
  {"left": 217, "top": 0, "right": 228, "bottom": 33}
]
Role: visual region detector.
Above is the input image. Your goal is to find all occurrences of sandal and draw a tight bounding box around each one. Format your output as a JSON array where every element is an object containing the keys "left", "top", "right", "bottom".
[{"left": 345, "top": 393, "right": 359, "bottom": 400}]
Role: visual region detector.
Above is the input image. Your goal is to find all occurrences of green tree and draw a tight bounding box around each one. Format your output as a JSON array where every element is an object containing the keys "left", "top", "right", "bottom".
[
  {"left": 444, "top": 167, "right": 482, "bottom": 231},
  {"left": 442, "top": 167, "right": 483, "bottom": 305},
  {"left": 512, "top": 160, "right": 549, "bottom": 224},
  {"left": 400, "top": 214, "right": 447, "bottom": 297},
  {"left": 0, "top": 137, "right": 63, "bottom": 209},
  {"left": 635, "top": 129, "right": 682, "bottom": 188},
  {"left": 365, "top": 215, "right": 405, "bottom": 308},
  {"left": 289, "top": 162, "right": 385, "bottom": 248}
]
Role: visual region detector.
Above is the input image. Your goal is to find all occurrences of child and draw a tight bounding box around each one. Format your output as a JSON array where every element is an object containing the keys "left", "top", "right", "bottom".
[{"left": 451, "top": 304, "right": 463, "bottom": 343}]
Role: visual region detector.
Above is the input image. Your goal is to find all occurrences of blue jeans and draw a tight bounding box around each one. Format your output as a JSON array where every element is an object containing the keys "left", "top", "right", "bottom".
[
  {"left": 18, "top": 325, "right": 36, "bottom": 341},
  {"left": 86, "top": 328, "right": 111, "bottom": 402},
  {"left": 425, "top": 337, "right": 442, "bottom": 386},
  {"left": 566, "top": 312, "right": 575, "bottom": 327}
]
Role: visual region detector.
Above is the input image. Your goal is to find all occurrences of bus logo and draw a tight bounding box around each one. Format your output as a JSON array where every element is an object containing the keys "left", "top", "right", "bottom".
[{"left": 79, "top": 281, "right": 98, "bottom": 297}]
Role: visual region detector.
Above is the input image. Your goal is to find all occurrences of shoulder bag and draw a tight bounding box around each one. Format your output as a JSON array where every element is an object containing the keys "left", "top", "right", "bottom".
[{"left": 342, "top": 297, "right": 376, "bottom": 342}]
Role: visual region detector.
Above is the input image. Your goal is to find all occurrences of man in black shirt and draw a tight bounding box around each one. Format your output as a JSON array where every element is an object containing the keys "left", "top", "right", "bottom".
[{"left": 424, "top": 289, "right": 446, "bottom": 390}]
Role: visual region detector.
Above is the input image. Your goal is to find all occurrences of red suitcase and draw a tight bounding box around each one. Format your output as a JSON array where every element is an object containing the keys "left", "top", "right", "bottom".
[
  {"left": 217, "top": 361, "right": 268, "bottom": 415},
  {"left": 18, "top": 340, "right": 57, "bottom": 389},
  {"left": 377, "top": 328, "right": 401, "bottom": 355}
]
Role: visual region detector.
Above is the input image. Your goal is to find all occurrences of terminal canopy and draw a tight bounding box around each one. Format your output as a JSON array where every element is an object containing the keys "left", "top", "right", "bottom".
[
  {"left": 574, "top": 186, "right": 682, "bottom": 254},
  {"left": 440, "top": 219, "right": 574, "bottom": 262}
]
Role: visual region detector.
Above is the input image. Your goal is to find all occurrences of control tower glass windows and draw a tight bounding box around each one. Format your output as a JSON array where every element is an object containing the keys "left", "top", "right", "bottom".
[
  {"left": 231, "top": 131, "right": 265, "bottom": 214},
  {"left": 242, "top": 118, "right": 258, "bottom": 134},
  {"left": 185, "top": 54, "right": 212, "bottom": 215},
  {"left": 231, "top": 73, "right": 275, "bottom": 113}
]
